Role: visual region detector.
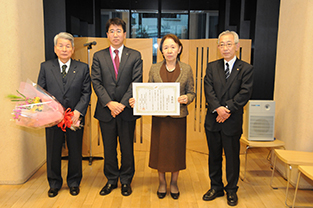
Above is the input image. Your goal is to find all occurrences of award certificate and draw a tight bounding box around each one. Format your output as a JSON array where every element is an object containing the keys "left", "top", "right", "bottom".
[{"left": 132, "top": 83, "right": 180, "bottom": 115}]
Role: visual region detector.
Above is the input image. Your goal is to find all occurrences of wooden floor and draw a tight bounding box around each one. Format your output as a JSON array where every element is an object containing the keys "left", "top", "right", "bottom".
[{"left": 1, "top": 147, "right": 312, "bottom": 208}]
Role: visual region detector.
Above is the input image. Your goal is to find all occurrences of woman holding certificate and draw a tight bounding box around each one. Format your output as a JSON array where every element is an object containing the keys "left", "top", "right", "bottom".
[{"left": 130, "top": 34, "right": 195, "bottom": 200}]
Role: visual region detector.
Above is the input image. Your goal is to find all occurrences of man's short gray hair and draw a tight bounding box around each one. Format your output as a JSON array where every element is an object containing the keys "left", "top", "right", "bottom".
[
  {"left": 54, "top": 32, "right": 74, "bottom": 47},
  {"left": 218, "top": 30, "right": 239, "bottom": 44}
]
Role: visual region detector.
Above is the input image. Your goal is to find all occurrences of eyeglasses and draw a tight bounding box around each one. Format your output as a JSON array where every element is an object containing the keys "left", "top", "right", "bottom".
[
  {"left": 108, "top": 29, "right": 123, "bottom": 34},
  {"left": 218, "top": 42, "right": 237, "bottom": 48}
]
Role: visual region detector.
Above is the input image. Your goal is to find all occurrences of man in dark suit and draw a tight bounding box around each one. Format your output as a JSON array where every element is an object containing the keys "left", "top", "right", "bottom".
[
  {"left": 91, "top": 17, "right": 143, "bottom": 197},
  {"left": 37, "top": 32, "right": 91, "bottom": 197},
  {"left": 203, "top": 30, "right": 253, "bottom": 206}
]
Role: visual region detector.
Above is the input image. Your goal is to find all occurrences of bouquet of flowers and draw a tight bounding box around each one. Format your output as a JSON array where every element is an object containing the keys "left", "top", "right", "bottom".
[{"left": 8, "top": 80, "right": 65, "bottom": 128}]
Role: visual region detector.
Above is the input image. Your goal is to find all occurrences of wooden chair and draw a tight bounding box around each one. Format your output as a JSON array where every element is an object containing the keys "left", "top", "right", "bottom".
[
  {"left": 270, "top": 149, "right": 313, "bottom": 207},
  {"left": 240, "top": 137, "right": 285, "bottom": 180},
  {"left": 292, "top": 165, "right": 313, "bottom": 208}
]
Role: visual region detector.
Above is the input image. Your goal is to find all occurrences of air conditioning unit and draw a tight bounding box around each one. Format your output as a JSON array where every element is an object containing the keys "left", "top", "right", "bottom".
[{"left": 243, "top": 100, "right": 275, "bottom": 141}]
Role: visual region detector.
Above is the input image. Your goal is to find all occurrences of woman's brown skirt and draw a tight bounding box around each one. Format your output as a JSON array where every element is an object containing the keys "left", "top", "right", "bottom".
[{"left": 149, "top": 116, "right": 186, "bottom": 172}]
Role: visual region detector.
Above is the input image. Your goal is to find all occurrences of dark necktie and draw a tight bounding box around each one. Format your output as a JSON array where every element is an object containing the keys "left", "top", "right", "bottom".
[
  {"left": 225, "top": 62, "right": 230, "bottom": 79},
  {"left": 61, "top": 65, "right": 67, "bottom": 78},
  {"left": 114, "top": 50, "right": 119, "bottom": 79}
]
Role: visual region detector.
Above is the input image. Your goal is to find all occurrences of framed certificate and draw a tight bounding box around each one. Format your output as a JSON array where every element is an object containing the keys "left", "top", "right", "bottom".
[{"left": 132, "top": 82, "right": 180, "bottom": 115}]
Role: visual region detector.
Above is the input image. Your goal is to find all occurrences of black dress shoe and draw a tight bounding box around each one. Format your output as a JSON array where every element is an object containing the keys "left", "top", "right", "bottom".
[
  {"left": 121, "top": 184, "right": 132, "bottom": 196},
  {"left": 69, "top": 187, "right": 80, "bottom": 196},
  {"left": 226, "top": 192, "right": 238, "bottom": 206},
  {"left": 157, "top": 191, "right": 167, "bottom": 199},
  {"left": 48, "top": 188, "right": 59, "bottom": 197},
  {"left": 99, "top": 183, "right": 117, "bottom": 195},
  {"left": 170, "top": 192, "right": 180, "bottom": 200},
  {"left": 202, "top": 189, "right": 224, "bottom": 201}
]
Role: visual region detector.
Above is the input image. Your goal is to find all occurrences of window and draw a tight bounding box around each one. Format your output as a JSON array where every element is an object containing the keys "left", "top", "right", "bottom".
[{"left": 101, "top": 9, "right": 218, "bottom": 62}]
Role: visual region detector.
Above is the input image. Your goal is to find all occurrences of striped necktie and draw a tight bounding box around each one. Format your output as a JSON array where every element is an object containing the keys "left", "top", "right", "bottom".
[{"left": 225, "top": 63, "right": 230, "bottom": 79}]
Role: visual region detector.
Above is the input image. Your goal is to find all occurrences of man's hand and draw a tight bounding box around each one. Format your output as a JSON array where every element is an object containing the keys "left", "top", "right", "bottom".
[
  {"left": 107, "top": 101, "right": 125, "bottom": 118},
  {"left": 72, "top": 110, "right": 81, "bottom": 124},
  {"left": 215, "top": 106, "right": 230, "bottom": 123}
]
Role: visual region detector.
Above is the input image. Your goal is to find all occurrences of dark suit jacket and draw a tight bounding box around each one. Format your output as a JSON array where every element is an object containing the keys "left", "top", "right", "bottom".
[
  {"left": 91, "top": 46, "right": 143, "bottom": 122},
  {"left": 204, "top": 58, "right": 253, "bottom": 136},
  {"left": 37, "top": 59, "right": 91, "bottom": 116}
]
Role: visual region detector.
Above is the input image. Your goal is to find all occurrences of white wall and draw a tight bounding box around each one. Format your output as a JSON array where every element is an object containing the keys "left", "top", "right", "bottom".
[
  {"left": 274, "top": 0, "right": 313, "bottom": 187},
  {"left": 0, "top": 0, "right": 46, "bottom": 184}
]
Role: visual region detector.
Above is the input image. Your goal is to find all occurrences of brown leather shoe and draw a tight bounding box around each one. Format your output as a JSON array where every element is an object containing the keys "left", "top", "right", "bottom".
[{"left": 203, "top": 189, "right": 224, "bottom": 201}]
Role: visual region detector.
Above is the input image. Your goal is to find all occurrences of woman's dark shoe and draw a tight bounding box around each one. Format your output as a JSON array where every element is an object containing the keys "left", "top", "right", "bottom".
[
  {"left": 157, "top": 191, "right": 167, "bottom": 199},
  {"left": 170, "top": 191, "right": 180, "bottom": 200}
]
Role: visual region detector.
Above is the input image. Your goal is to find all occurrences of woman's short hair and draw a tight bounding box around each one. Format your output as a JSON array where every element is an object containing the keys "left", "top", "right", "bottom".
[{"left": 159, "top": 34, "right": 183, "bottom": 59}]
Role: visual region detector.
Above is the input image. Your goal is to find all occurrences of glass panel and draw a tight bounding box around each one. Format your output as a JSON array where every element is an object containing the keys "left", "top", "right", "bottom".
[
  {"left": 101, "top": 10, "right": 130, "bottom": 37},
  {"left": 161, "top": 12, "right": 188, "bottom": 39},
  {"left": 189, "top": 10, "right": 219, "bottom": 39},
  {"left": 131, "top": 10, "right": 158, "bottom": 62},
  {"left": 100, "top": 9, "right": 219, "bottom": 62},
  {"left": 130, "top": 12, "right": 158, "bottom": 38}
]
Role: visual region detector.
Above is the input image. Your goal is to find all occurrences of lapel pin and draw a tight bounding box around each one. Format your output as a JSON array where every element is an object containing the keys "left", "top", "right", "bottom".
[
  {"left": 73, "top": 71, "right": 76, "bottom": 73},
  {"left": 237, "top": 68, "right": 239, "bottom": 71}
]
